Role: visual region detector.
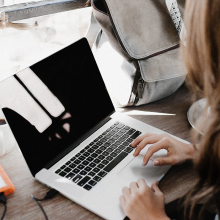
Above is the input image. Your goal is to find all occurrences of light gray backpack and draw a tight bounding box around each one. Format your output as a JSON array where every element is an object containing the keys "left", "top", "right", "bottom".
[{"left": 87, "top": 0, "right": 186, "bottom": 107}]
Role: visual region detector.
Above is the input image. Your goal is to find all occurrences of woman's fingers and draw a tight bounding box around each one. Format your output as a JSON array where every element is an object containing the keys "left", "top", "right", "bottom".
[
  {"left": 119, "top": 195, "right": 126, "bottom": 209},
  {"left": 130, "top": 182, "right": 139, "bottom": 194},
  {"left": 131, "top": 133, "right": 156, "bottom": 147},
  {"left": 133, "top": 135, "right": 163, "bottom": 157},
  {"left": 153, "top": 156, "right": 177, "bottom": 166},
  {"left": 151, "top": 181, "right": 164, "bottom": 197},
  {"left": 137, "top": 178, "right": 148, "bottom": 189},
  {"left": 142, "top": 138, "right": 170, "bottom": 166},
  {"left": 151, "top": 181, "right": 159, "bottom": 192},
  {"left": 122, "top": 187, "right": 131, "bottom": 200}
]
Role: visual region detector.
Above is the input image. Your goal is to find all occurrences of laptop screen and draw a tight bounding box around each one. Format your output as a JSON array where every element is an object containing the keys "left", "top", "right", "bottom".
[{"left": 1, "top": 38, "right": 115, "bottom": 176}]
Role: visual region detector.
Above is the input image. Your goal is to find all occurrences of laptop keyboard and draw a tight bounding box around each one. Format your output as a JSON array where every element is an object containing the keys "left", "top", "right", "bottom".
[{"left": 55, "top": 122, "right": 141, "bottom": 191}]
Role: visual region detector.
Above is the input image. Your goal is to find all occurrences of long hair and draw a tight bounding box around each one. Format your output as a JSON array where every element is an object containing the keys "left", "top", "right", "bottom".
[{"left": 182, "top": 0, "right": 220, "bottom": 219}]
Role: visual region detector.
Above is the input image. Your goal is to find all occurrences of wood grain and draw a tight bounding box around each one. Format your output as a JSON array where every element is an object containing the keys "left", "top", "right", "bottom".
[{"left": 0, "top": 84, "right": 198, "bottom": 219}]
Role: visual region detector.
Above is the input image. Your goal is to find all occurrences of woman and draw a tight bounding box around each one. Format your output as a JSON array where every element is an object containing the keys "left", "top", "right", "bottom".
[{"left": 119, "top": 0, "right": 220, "bottom": 219}]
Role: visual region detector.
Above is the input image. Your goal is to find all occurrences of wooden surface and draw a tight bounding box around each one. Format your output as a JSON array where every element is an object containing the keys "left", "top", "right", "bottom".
[{"left": 0, "top": 84, "right": 198, "bottom": 220}]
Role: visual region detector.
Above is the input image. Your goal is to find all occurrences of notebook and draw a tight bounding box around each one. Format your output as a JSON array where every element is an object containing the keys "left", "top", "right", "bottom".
[{"left": 1, "top": 38, "right": 187, "bottom": 219}]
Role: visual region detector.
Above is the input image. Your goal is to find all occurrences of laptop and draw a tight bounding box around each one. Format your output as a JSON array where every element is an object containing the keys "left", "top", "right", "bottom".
[{"left": 0, "top": 38, "right": 187, "bottom": 219}]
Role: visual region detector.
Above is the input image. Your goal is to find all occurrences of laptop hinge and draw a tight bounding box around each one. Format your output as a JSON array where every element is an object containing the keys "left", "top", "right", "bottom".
[{"left": 43, "top": 114, "right": 113, "bottom": 172}]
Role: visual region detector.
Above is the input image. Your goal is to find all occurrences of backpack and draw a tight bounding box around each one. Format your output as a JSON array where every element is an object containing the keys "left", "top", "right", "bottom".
[{"left": 88, "top": 0, "right": 186, "bottom": 107}]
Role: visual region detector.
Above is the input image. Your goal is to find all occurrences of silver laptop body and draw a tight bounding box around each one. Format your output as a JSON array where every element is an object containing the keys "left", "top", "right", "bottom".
[{"left": 2, "top": 38, "right": 187, "bottom": 220}]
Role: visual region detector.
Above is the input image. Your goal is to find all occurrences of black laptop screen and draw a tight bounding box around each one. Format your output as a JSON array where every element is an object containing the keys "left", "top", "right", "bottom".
[{"left": 2, "top": 38, "right": 115, "bottom": 176}]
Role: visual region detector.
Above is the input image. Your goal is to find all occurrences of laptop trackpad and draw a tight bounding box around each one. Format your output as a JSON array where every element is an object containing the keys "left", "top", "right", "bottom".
[{"left": 117, "top": 155, "right": 170, "bottom": 186}]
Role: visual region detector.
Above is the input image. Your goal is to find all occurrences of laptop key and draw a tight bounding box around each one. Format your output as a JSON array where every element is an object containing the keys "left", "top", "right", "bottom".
[
  {"left": 88, "top": 149, "right": 95, "bottom": 153},
  {"left": 104, "top": 152, "right": 128, "bottom": 172},
  {"left": 99, "top": 146, "right": 106, "bottom": 151},
  {"left": 130, "top": 131, "right": 142, "bottom": 139},
  {"left": 66, "top": 173, "right": 75, "bottom": 180},
  {"left": 74, "top": 159, "right": 81, "bottom": 164},
  {"left": 77, "top": 165, "right": 85, "bottom": 170},
  {"left": 78, "top": 156, "right": 86, "bottom": 161},
  {"left": 91, "top": 153, "right": 98, "bottom": 158},
  {"left": 72, "top": 168, "right": 80, "bottom": 174},
  {"left": 110, "top": 152, "right": 118, "bottom": 157},
  {"left": 124, "top": 126, "right": 130, "bottom": 130},
  {"left": 127, "top": 138, "right": 133, "bottom": 143},
  {"left": 122, "top": 134, "right": 130, "bottom": 139},
  {"left": 92, "top": 168, "right": 100, "bottom": 173},
  {"left": 118, "top": 145, "right": 126, "bottom": 150},
  {"left": 78, "top": 176, "right": 91, "bottom": 186},
  {"left": 87, "top": 156, "right": 94, "bottom": 162},
  {"left": 124, "top": 147, "right": 134, "bottom": 153},
  {"left": 80, "top": 149, "right": 86, "bottom": 154},
  {"left": 106, "top": 148, "right": 113, "bottom": 153},
  {"left": 95, "top": 149, "right": 102, "bottom": 155},
  {"left": 92, "top": 144, "right": 100, "bottom": 149},
  {"left": 82, "top": 161, "right": 90, "bottom": 166},
  {"left": 59, "top": 171, "right": 67, "bottom": 177},
  {"left": 107, "top": 140, "right": 115, "bottom": 144},
  {"left": 85, "top": 167, "right": 92, "bottom": 172},
  {"left": 83, "top": 184, "right": 92, "bottom": 191},
  {"left": 64, "top": 167, "right": 71, "bottom": 173},
  {"left": 83, "top": 152, "right": 90, "bottom": 157},
  {"left": 94, "top": 138, "right": 99, "bottom": 142},
  {"left": 70, "top": 157, "right": 76, "bottom": 162},
  {"left": 95, "top": 142, "right": 102, "bottom": 147},
  {"left": 98, "top": 155, "right": 105, "bottom": 160},
  {"left": 93, "top": 176, "right": 101, "bottom": 182},
  {"left": 116, "top": 123, "right": 124, "bottom": 129},
  {"left": 126, "top": 129, "right": 136, "bottom": 135},
  {"left": 65, "top": 161, "right": 71, "bottom": 165},
  {"left": 88, "top": 180, "right": 97, "bottom": 186},
  {"left": 98, "top": 171, "right": 107, "bottom": 178},
  {"left": 106, "top": 156, "right": 113, "bottom": 161},
  {"left": 89, "top": 162, "right": 96, "bottom": 168},
  {"left": 124, "top": 141, "right": 131, "bottom": 146},
  {"left": 97, "top": 164, "right": 105, "bottom": 169},
  {"left": 60, "top": 165, "right": 66, "bottom": 170},
  {"left": 88, "top": 171, "right": 96, "bottom": 177},
  {"left": 79, "top": 170, "right": 87, "bottom": 176},
  {"left": 69, "top": 163, "right": 77, "bottom": 169},
  {"left": 102, "top": 151, "right": 109, "bottom": 156},
  {"left": 110, "top": 144, "right": 118, "bottom": 149},
  {"left": 93, "top": 159, "right": 101, "bottom": 164},
  {"left": 55, "top": 169, "right": 61, "bottom": 174},
  {"left": 75, "top": 153, "right": 81, "bottom": 157},
  {"left": 72, "top": 174, "right": 83, "bottom": 183},
  {"left": 101, "top": 160, "right": 109, "bottom": 165}
]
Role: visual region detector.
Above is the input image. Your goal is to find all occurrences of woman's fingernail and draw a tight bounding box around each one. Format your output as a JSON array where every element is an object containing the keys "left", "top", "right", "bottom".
[
  {"left": 142, "top": 161, "right": 146, "bottom": 166},
  {"left": 154, "top": 160, "right": 159, "bottom": 165}
]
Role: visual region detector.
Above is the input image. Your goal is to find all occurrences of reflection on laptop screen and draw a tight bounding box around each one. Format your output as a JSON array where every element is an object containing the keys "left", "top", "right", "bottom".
[{"left": 1, "top": 38, "right": 115, "bottom": 176}]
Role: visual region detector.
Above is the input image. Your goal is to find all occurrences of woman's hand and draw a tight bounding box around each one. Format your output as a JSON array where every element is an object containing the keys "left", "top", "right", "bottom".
[
  {"left": 119, "top": 179, "right": 170, "bottom": 220},
  {"left": 131, "top": 133, "right": 195, "bottom": 166}
]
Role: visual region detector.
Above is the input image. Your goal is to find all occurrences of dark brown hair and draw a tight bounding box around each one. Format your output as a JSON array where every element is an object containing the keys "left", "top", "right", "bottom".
[{"left": 182, "top": 0, "right": 220, "bottom": 219}]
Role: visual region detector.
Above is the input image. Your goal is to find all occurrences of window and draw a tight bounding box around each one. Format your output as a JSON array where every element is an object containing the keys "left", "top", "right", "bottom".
[
  {"left": 0, "top": 0, "right": 87, "bottom": 22},
  {"left": 0, "top": 0, "right": 92, "bottom": 82}
]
